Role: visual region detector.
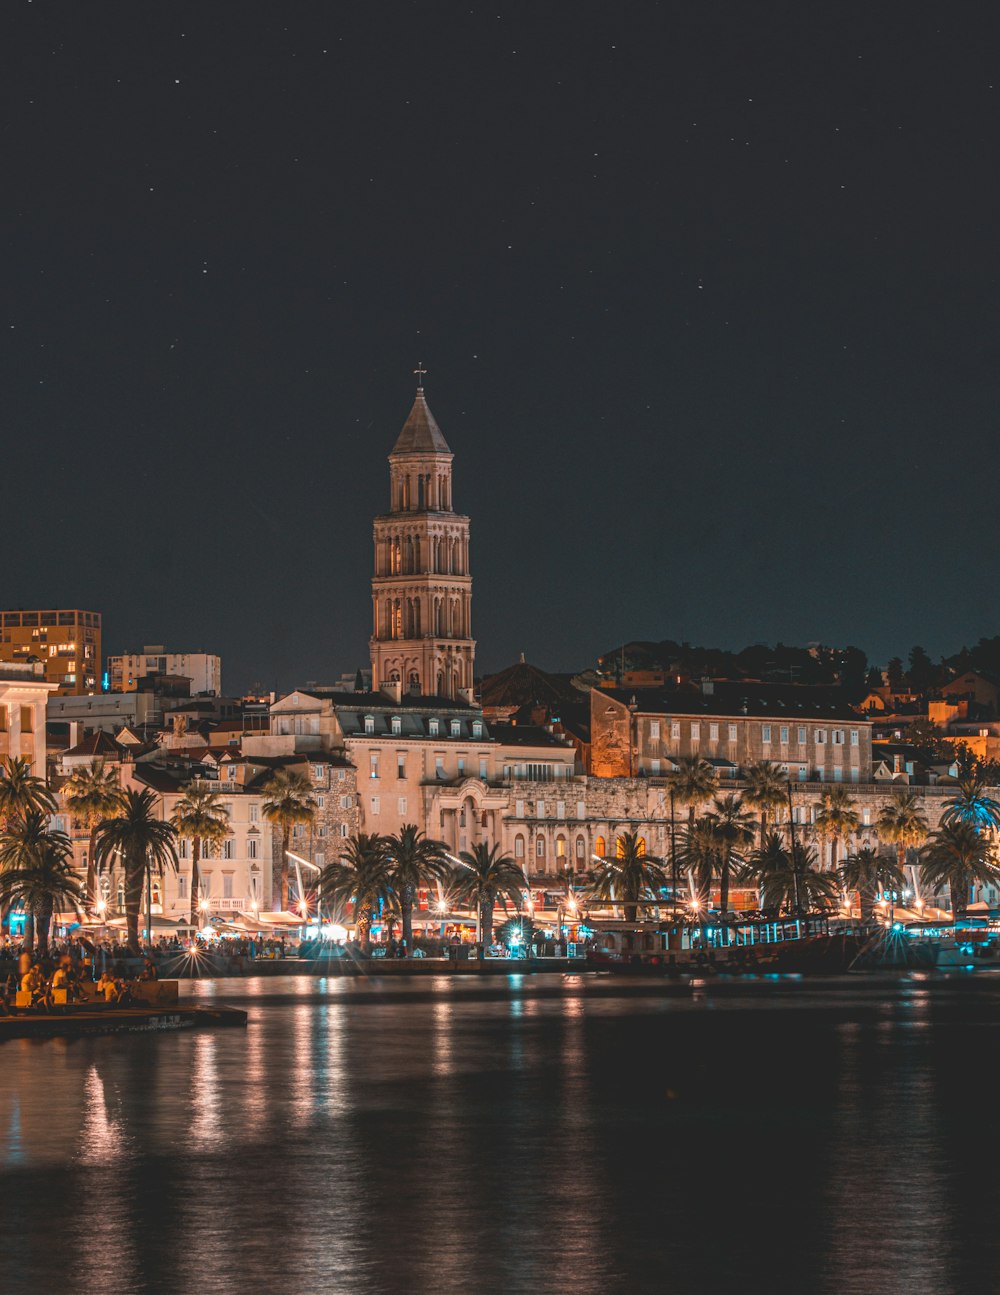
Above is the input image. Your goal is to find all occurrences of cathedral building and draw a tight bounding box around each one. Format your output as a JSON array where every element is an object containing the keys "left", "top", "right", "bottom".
[{"left": 369, "top": 374, "right": 475, "bottom": 700}]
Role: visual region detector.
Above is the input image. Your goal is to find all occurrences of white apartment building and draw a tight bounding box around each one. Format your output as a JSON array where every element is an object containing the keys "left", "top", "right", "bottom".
[{"left": 108, "top": 645, "right": 221, "bottom": 695}]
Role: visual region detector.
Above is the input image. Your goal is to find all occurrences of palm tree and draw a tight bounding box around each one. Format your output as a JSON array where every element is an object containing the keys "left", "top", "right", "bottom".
[
  {"left": 320, "top": 833, "right": 392, "bottom": 954},
  {"left": 678, "top": 816, "right": 717, "bottom": 911},
  {"left": 701, "top": 794, "right": 758, "bottom": 918},
  {"left": 839, "top": 846, "right": 905, "bottom": 924},
  {"left": 172, "top": 781, "right": 232, "bottom": 926},
  {"left": 0, "top": 822, "right": 83, "bottom": 956},
  {"left": 0, "top": 755, "right": 56, "bottom": 826},
  {"left": 452, "top": 841, "right": 526, "bottom": 955},
  {"left": 0, "top": 811, "right": 80, "bottom": 953},
  {"left": 261, "top": 769, "right": 318, "bottom": 910},
  {"left": 94, "top": 788, "right": 178, "bottom": 953},
  {"left": 941, "top": 778, "right": 1000, "bottom": 832},
  {"left": 813, "top": 786, "right": 861, "bottom": 873},
  {"left": 745, "top": 833, "right": 838, "bottom": 916},
  {"left": 61, "top": 759, "right": 124, "bottom": 909},
  {"left": 384, "top": 824, "right": 450, "bottom": 954},
  {"left": 589, "top": 830, "right": 668, "bottom": 922},
  {"left": 875, "top": 790, "right": 929, "bottom": 895},
  {"left": 920, "top": 822, "right": 1000, "bottom": 919},
  {"left": 664, "top": 756, "right": 717, "bottom": 831},
  {"left": 742, "top": 760, "right": 788, "bottom": 848}
]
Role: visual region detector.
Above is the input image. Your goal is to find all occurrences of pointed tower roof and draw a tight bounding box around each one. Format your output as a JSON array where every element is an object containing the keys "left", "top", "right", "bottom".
[{"left": 391, "top": 387, "right": 452, "bottom": 456}]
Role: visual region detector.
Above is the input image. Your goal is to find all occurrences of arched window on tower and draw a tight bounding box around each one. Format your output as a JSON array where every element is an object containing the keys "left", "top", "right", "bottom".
[{"left": 595, "top": 835, "right": 606, "bottom": 858}]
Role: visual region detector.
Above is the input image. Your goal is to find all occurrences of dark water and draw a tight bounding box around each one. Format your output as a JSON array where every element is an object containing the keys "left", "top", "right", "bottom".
[{"left": 3, "top": 972, "right": 1000, "bottom": 1295}]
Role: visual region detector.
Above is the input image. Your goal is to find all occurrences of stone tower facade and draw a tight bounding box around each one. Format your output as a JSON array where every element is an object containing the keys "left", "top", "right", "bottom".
[{"left": 369, "top": 380, "right": 475, "bottom": 699}]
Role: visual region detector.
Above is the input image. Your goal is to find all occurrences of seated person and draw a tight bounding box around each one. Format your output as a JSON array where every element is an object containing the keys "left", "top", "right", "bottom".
[{"left": 96, "top": 970, "right": 117, "bottom": 1002}]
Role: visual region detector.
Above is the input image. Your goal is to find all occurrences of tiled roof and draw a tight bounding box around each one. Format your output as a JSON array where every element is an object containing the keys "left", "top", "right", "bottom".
[
  {"left": 63, "top": 730, "right": 124, "bottom": 758},
  {"left": 489, "top": 723, "right": 573, "bottom": 749},
  {"left": 390, "top": 389, "right": 451, "bottom": 455},
  {"left": 600, "top": 682, "right": 866, "bottom": 722},
  {"left": 479, "top": 661, "right": 580, "bottom": 709}
]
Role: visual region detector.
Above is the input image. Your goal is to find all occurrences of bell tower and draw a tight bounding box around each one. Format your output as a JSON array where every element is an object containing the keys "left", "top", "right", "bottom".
[{"left": 369, "top": 369, "right": 475, "bottom": 699}]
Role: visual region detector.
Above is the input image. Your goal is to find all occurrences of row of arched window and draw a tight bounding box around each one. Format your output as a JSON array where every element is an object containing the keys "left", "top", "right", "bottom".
[
  {"left": 512, "top": 833, "right": 647, "bottom": 863},
  {"left": 392, "top": 470, "right": 452, "bottom": 513},
  {"left": 381, "top": 533, "right": 468, "bottom": 576},
  {"left": 376, "top": 595, "right": 470, "bottom": 640}
]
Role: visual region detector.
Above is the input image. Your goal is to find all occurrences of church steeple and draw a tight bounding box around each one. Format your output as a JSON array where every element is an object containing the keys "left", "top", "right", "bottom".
[
  {"left": 391, "top": 384, "right": 452, "bottom": 456},
  {"left": 370, "top": 372, "right": 475, "bottom": 700}
]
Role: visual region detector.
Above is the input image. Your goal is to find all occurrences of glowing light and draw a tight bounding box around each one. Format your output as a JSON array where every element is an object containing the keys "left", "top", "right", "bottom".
[
  {"left": 689, "top": 898, "right": 701, "bottom": 912},
  {"left": 436, "top": 899, "right": 448, "bottom": 914}
]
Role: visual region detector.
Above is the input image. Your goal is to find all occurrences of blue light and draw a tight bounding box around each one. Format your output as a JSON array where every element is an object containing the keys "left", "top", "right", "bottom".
[{"left": 102, "top": 671, "right": 110, "bottom": 692}]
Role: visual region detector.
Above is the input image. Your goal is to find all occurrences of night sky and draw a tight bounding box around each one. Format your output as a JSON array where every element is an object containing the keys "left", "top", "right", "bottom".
[{"left": 5, "top": 2, "right": 999, "bottom": 693}]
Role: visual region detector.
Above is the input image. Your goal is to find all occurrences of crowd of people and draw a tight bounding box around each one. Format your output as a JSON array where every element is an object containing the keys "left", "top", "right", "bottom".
[{"left": 0, "top": 950, "right": 162, "bottom": 1014}]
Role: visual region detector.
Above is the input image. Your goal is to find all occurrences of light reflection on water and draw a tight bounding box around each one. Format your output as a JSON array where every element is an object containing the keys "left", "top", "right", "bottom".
[{"left": 2, "top": 973, "right": 1000, "bottom": 1293}]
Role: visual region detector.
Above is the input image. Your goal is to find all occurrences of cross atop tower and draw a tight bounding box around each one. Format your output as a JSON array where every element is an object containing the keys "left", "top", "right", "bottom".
[{"left": 413, "top": 362, "right": 427, "bottom": 392}]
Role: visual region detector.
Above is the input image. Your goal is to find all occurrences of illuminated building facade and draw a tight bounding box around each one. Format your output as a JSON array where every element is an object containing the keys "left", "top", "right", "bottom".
[
  {"left": 0, "top": 662, "right": 55, "bottom": 777},
  {"left": 108, "top": 645, "right": 221, "bottom": 695},
  {"left": 0, "top": 608, "right": 100, "bottom": 695}
]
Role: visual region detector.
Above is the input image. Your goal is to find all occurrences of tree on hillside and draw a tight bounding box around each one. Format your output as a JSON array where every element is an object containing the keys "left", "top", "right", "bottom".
[{"left": 907, "top": 645, "right": 937, "bottom": 693}]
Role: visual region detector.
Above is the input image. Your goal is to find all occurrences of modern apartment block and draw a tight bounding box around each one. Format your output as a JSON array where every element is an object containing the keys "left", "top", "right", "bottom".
[
  {"left": 108, "top": 645, "right": 221, "bottom": 695},
  {"left": 0, "top": 608, "right": 101, "bottom": 695}
]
